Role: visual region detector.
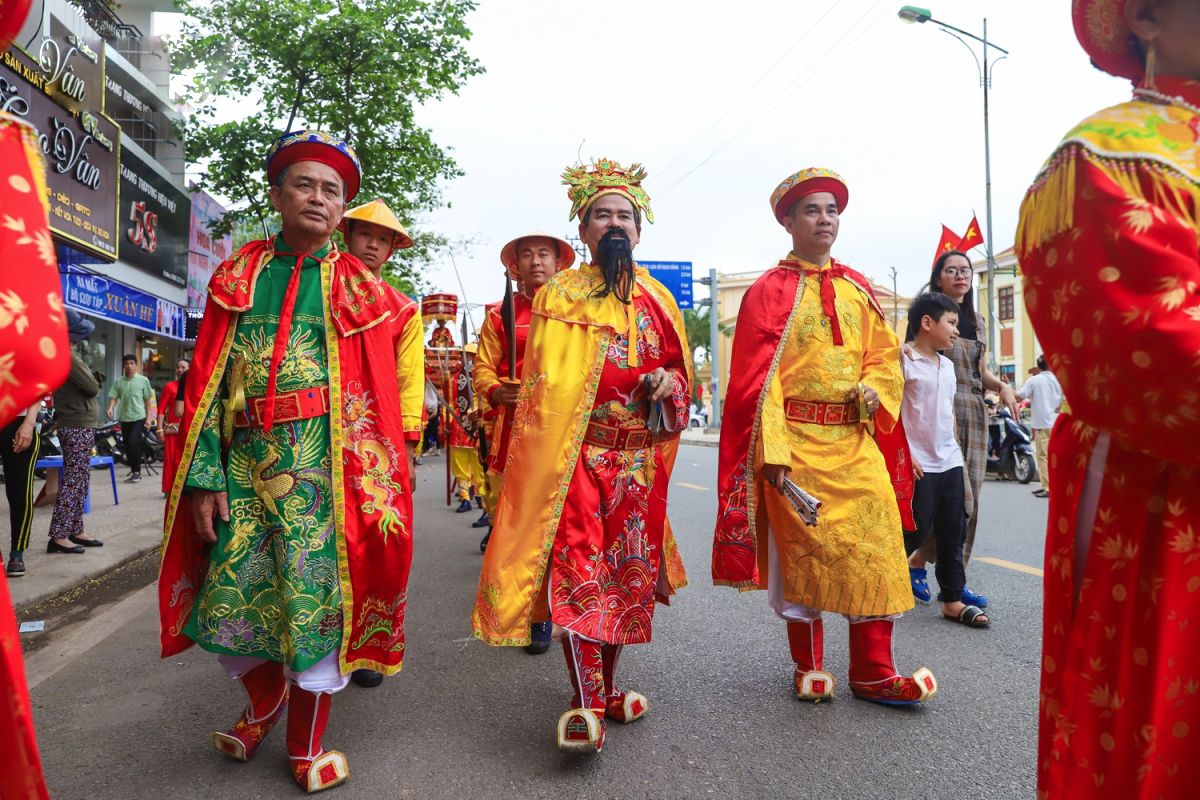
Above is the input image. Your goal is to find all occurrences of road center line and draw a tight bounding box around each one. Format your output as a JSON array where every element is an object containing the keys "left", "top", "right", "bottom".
[
  {"left": 675, "top": 482, "right": 710, "bottom": 491},
  {"left": 975, "top": 556, "right": 1044, "bottom": 578}
]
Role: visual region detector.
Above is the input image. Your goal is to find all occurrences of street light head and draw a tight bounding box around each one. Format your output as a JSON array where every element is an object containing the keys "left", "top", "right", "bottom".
[{"left": 898, "top": 5, "right": 932, "bottom": 24}]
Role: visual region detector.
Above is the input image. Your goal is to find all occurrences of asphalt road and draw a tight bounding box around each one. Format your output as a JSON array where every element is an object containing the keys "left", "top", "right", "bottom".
[{"left": 25, "top": 445, "right": 1048, "bottom": 799}]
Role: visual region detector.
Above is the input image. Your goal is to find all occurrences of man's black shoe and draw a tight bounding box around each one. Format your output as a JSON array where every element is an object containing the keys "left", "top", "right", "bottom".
[{"left": 352, "top": 669, "right": 384, "bottom": 688}]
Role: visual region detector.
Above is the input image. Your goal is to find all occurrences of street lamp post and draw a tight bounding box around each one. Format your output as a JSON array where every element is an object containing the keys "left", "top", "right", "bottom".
[{"left": 898, "top": 6, "right": 1008, "bottom": 371}]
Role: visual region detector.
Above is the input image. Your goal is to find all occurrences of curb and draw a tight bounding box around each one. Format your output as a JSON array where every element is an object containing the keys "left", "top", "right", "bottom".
[
  {"left": 12, "top": 512, "right": 163, "bottom": 614},
  {"left": 680, "top": 436, "right": 719, "bottom": 449}
]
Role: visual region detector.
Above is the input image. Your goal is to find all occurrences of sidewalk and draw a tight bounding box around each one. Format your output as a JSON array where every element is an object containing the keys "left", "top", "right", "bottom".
[
  {"left": 4, "top": 465, "right": 166, "bottom": 612},
  {"left": 681, "top": 428, "right": 719, "bottom": 447}
]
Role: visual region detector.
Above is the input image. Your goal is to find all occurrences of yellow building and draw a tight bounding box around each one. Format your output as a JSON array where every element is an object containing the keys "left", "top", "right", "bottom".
[{"left": 975, "top": 247, "right": 1044, "bottom": 386}]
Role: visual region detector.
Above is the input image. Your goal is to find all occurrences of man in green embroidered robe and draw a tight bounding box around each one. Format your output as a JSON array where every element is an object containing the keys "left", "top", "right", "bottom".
[{"left": 158, "top": 131, "right": 414, "bottom": 794}]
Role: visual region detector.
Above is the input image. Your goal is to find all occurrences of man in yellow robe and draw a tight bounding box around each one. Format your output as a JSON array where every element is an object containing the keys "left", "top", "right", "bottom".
[
  {"left": 339, "top": 198, "right": 424, "bottom": 689},
  {"left": 712, "top": 168, "right": 936, "bottom": 706},
  {"left": 473, "top": 159, "right": 689, "bottom": 753}
]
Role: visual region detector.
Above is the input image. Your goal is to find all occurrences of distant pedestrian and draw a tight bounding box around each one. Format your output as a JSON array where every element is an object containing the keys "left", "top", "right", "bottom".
[
  {"left": 1015, "top": 355, "right": 1062, "bottom": 498},
  {"left": 158, "top": 358, "right": 189, "bottom": 494},
  {"left": 901, "top": 294, "right": 987, "bottom": 629},
  {"left": 48, "top": 309, "right": 104, "bottom": 557},
  {"left": 420, "top": 378, "right": 441, "bottom": 457},
  {"left": 106, "top": 354, "right": 155, "bottom": 483}
]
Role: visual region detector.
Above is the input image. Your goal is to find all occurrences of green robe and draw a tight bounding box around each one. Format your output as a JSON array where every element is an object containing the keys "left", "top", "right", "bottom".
[{"left": 183, "top": 237, "right": 341, "bottom": 671}]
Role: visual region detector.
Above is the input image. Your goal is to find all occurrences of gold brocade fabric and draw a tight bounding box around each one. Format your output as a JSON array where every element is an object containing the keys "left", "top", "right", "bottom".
[
  {"left": 472, "top": 264, "right": 690, "bottom": 646},
  {"left": 757, "top": 259, "right": 912, "bottom": 617}
]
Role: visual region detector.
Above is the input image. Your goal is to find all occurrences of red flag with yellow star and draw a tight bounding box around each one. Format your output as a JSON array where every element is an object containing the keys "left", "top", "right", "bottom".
[
  {"left": 957, "top": 214, "right": 984, "bottom": 251},
  {"left": 933, "top": 224, "right": 962, "bottom": 264}
]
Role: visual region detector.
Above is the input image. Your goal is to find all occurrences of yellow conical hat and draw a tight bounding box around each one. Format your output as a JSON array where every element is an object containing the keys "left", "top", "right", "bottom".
[{"left": 339, "top": 198, "right": 414, "bottom": 252}]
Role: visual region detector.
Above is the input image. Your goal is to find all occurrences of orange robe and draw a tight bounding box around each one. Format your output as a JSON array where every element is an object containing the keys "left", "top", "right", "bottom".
[{"left": 1015, "top": 76, "right": 1200, "bottom": 799}]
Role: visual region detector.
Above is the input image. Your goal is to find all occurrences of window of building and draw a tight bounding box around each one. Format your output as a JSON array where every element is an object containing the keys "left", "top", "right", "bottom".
[{"left": 998, "top": 286, "right": 1015, "bottom": 321}]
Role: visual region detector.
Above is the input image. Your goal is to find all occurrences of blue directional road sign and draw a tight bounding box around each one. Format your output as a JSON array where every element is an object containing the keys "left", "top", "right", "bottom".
[{"left": 639, "top": 261, "right": 693, "bottom": 309}]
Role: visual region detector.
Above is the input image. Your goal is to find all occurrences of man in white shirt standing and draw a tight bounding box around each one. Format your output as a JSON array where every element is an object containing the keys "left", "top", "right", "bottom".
[
  {"left": 902, "top": 293, "right": 989, "bottom": 628},
  {"left": 1017, "top": 355, "right": 1064, "bottom": 498}
]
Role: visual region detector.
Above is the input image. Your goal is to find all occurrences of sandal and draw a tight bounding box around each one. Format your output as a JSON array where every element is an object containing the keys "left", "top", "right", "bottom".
[
  {"left": 909, "top": 567, "right": 931, "bottom": 603},
  {"left": 944, "top": 604, "right": 990, "bottom": 628}
]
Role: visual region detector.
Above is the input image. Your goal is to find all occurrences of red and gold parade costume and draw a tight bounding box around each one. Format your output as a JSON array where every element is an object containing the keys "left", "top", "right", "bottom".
[
  {"left": 713, "top": 168, "right": 934, "bottom": 706},
  {"left": 340, "top": 199, "right": 425, "bottom": 444},
  {"left": 0, "top": 90, "right": 57, "bottom": 800},
  {"left": 158, "top": 132, "right": 413, "bottom": 793},
  {"left": 422, "top": 293, "right": 480, "bottom": 504},
  {"left": 1015, "top": 5, "right": 1200, "bottom": 796},
  {"left": 473, "top": 159, "right": 690, "bottom": 753},
  {"left": 159, "top": 378, "right": 184, "bottom": 494}
]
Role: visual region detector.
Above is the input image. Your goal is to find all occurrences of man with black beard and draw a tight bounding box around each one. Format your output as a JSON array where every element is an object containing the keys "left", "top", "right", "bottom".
[{"left": 472, "top": 159, "right": 691, "bottom": 754}]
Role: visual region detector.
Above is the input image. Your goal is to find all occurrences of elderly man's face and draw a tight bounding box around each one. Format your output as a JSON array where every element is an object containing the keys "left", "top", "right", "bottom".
[
  {"left": 579, "top": 194, "right": 640, "bottom": 257},
  {"left": 175, "top": 360, "right": 189, "bottom": 379},
  {"left": 515, "top": 236, "right": 561, "bottom": 293},
  {"left": 269, "top": 161, "right": 346, "bottom": 241},
  {"left": 347, "top": 220, "right": 397, "bottom": 272}
]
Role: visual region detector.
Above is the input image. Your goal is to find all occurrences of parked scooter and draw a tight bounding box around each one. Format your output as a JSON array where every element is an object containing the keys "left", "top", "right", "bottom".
[
  {"left": 986, "top": 405, "right": 1038, "bottom": 484},
  {"left": 93, "top": 420, "right": 125, "bottom": 464}
]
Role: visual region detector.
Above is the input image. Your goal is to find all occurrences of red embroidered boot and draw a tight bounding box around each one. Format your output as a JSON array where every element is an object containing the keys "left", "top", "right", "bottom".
[
  {"left": 602, "top": 644, "right": 649, "bottom": 723},
  {"left": 848, "top": 618, "right": 937, "bottom": 706},
  {"left": 287, "top": 687, "right": 349, "bottom": 792},
  {"left": 558, "top": 634, "right": 606, "bottom": 753},
  {"left": 211, "top": 660, "right": 289, "bottom": 761},
  {"left": 787, "top": 619, "right": 835, "bottom": 702}
]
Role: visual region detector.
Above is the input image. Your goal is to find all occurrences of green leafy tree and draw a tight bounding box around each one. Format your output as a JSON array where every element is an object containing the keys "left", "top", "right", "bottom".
[
  {"left": 683, "top": 307, "right": 711, "bottom": 365},
  {"left": 175, "top": 0, "right": 484, "bottom": 290}
]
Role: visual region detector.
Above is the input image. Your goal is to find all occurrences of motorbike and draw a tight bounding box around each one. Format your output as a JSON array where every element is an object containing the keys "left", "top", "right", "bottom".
[
  {"left": 36, "top": 404, "right": 62, "bottom": 459},
  {"left": 93, "top": 420, "right": 125, "bottom": 464},
  {"left": 986, "top": 407, "right": 1038, "bottom": 484}
]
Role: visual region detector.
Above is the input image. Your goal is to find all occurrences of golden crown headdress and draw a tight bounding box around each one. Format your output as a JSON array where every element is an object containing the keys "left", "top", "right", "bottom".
[{"left": 562, "top": 157, "right": 654, "bottom": 224}]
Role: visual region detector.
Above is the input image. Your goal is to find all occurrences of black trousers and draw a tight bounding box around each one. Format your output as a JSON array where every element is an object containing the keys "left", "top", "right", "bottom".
[
  {"left": 121, "top": 418, "right": 145, "bottom": 474},
  {"left": 1, "top": 416, "right": 40, "bottom": 553},
  {"left": 422, "top": 414, "right": 440, "bottom": 451},
  {"left": 904, "top": 466, "right": 967, "bottom": 603}
]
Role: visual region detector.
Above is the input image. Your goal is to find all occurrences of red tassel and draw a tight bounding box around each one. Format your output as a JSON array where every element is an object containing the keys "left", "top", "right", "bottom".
[{"left": 261, "top": 253, "right": 308, "bottom": 431}]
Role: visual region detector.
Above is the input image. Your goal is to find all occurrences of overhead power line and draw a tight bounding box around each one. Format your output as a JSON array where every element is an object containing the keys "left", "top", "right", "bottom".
[{"left": 658, "top": 0, "right": 894, "bottom": 196}]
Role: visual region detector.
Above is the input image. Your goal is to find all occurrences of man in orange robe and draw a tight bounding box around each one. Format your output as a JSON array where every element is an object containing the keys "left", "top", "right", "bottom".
[
  {"left": 473, "top": 159, "right": 690, "bottom": 754},
  {"left": 1015, "top": 2, "right": 1200, "bottom": 796}
]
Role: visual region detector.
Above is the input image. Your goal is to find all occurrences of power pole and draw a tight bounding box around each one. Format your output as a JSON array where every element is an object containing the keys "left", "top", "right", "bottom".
[
  {"left": 696, "top": 268, "right": 721, "bottom": 429},
  {"left": 889, "top": 265, "right": 899, "bottom": 331}
]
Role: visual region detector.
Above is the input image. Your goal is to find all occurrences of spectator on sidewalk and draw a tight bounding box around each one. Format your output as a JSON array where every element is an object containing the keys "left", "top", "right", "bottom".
[
  {"left": 47, "top": 309, "right": 105, "bottom": 558},
  {"left": 1016, "top": 355, "right": 1063, "bottom": 498},
  {"left": 106, "top": 354, "right": 155, "bottom": 483},
  {"left": 3, "top": 399, "right": 41, "bottom": 577}
]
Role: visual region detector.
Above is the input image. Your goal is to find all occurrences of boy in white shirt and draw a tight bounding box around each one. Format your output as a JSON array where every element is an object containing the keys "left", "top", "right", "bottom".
[{"left": 902, "top": 294, "right": 989, "bottom": 628}]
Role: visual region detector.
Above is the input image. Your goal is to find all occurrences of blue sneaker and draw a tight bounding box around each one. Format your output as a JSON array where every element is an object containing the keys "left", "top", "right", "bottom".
[
  {"left": 525, "top": 621, "right": 552, "bottom": 655},
  {"left": 938, "top": 587, "right": 989, "bottom": 608},
  {"left": 909, "top": 567, "right": 932, "bottom": 603},
  {"left": 456, "top": 499, "right": 473, "bottom": 513}
]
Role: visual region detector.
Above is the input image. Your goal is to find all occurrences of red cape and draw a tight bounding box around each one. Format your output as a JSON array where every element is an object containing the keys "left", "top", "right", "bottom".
[
  {"left": 712, "top": 260, "right": 915, "bottom": 587},
  {"left": 159, "top": 239, "right": 415, "bottom": 675}
]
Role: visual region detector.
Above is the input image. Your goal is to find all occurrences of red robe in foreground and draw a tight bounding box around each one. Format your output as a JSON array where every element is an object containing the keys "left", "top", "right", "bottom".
[
  {"left": 1015, "top": 77, "right": 1200, "bottom": 799},
  {"left": 0, "top": 112, "right": 61, "bottom": 800},
  {"left": 159, "top": 239, "right": 414, "bottom": 675}
]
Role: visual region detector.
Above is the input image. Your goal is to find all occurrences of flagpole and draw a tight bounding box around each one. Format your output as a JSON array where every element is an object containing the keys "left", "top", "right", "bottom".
[{"left": 981, "top": 16, "right": 998, "bottom": 371}]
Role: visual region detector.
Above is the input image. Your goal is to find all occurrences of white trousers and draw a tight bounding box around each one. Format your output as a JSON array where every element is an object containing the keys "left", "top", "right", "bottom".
[{"left": 218, "top": 650, "right": 350, "bottom": 694}]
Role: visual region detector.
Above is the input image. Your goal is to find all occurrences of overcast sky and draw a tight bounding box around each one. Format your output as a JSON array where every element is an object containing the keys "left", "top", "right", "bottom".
[
  {"left": 410, "top": 0, "right": 1130, "bottom": 328},
  {"left": 168, "top": 1, "right": 1131, "bottom": 330}
]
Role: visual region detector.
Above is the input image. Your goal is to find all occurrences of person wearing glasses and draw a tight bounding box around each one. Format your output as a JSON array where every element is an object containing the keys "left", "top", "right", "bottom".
[{"left": 904, "top": 250, "right": 1017, "bottom": 611}]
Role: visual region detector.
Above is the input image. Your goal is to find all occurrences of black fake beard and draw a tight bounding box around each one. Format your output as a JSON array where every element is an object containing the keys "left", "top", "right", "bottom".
[{"left": 593, "top": 228, "right": 635, "bottom": 304}]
